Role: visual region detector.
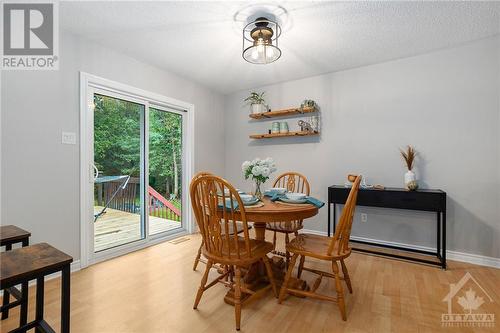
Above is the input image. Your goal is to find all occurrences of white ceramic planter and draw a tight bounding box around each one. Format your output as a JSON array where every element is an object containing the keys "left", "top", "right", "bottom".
[{"left": 251, "top": 103, "right": 266, "bottom": 114}]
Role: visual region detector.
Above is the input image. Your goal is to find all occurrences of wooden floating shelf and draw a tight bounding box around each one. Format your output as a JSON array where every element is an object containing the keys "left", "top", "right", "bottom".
[
  {"left": 249, "top": 106, "right": 316, "bottom": 119},
  {"left": 249, "top": 131, "right": 319, "bottom": 139}
]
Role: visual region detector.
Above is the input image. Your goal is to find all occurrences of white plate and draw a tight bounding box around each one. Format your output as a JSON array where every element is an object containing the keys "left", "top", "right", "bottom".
[
  {"left": 239, "top": 194, "right": 254, "bottom": 201},
  {"left": 267, "top": 187, "right": 286, "bottom": 194},
  {"left": 285, "top": 192, "right": 307, "bottom": 201},
  {"left": 243, "top": 198, "right": 260, "bottom": 206},
  {"left": 280, "top": 197, "right": 308, "bottom": 204}
]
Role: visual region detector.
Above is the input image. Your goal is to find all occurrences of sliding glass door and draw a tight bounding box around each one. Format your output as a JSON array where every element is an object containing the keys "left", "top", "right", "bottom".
[
  {"left": 92, "top": 92, "right": 146, "bottom": 252},
  {"left": 88, "top": 88, "right": 186, "bottom": 258},
  {"left": 148, "top": 107, "right": 183, "bottom": 236}
]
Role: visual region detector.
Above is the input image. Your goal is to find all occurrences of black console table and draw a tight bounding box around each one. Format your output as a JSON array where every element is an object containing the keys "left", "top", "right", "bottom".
[{"left": 328, "top": 186, "right": 447, "bottom": 269}]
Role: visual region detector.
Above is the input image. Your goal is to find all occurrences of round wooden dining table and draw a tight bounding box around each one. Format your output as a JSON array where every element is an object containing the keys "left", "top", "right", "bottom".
[
  {"left": 244, "top": 196, "right": 319, "bottom": 240},
  {"left": 223, "top": 196, "right": 319, "bottom": 305}
]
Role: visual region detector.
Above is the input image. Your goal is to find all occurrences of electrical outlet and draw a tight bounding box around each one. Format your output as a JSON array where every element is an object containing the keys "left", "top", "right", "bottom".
[
  {"left": 361, "top": 213, "right": 368, "bottom": 223},
  {"left": 62, "top": 132, "right": 76, "bottom": 145}
]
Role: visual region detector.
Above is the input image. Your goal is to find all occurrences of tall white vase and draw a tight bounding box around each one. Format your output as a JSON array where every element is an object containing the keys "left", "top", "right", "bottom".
[{"left": 404, "top": 170, "right": 418, "bottom": 190}]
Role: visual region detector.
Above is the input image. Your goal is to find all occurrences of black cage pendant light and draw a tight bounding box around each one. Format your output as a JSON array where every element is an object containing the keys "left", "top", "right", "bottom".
[{"left": 242, "top": 17, "right": 281, "bottom": 64}]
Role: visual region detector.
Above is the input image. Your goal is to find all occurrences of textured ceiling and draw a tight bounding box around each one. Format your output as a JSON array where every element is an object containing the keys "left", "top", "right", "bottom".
[{"left": 60, "top": 1, "right": 500, "bottom": 94}]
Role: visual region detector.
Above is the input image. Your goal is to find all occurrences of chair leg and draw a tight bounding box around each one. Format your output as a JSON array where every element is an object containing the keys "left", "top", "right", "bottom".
[
  {"left": 285, "top": 233, "right": 290, "bottom": 269},
  {"left": 332, "top": 261, "right": 347, "bottom": 321},
  {"left": 278, "top": 254, "right": 299, "bottom": 304},
  {"left": 234, "top": 267, "right": 242, "bottom": 331},
  {"left": 229, "top": 265, "right": 234, "bottom": 283},
  {"left": 263, "top": 256, "right": 278, "bottom": 298},
  {"left": 340, "top": 259, "right": 353, "bottom": 294},
  {"left": 193, "top": 240, "right": 203, "bottom": 271},
  {"left": 297, "top": 255, "right": 305, "bottom": 279},
  {"left": 193, "top": 259, "right": 212, "bottom": 309}
]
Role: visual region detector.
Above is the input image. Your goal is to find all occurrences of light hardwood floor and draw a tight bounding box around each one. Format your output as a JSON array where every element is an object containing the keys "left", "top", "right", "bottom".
[{"left": 1, "top": 233, "right": 499, "bottom": 333}]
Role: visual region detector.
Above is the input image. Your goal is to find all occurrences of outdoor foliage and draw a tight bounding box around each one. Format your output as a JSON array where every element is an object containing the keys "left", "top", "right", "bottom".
[
  {"left": 149, "top": 107, "right": 182, "bottom": 199},
  {"left": 93, "top": 94, "right": 182, "bottom": 199}
]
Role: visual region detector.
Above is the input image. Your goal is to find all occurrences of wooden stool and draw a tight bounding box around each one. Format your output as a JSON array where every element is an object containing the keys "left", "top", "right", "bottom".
[
  {"left": 0, "top": 225, "right": 31, "bottom": 323},
  {"left": 0, "top": 243, "right": 73, "bottom": 333}
]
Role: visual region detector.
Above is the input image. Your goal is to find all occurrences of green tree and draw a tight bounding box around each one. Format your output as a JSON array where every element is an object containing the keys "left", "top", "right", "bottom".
[
  {"left": 149, "top": 108, "right": 182, "bottom": 199},
  {"left": 93, "top": 94, "right": 141, "bottom": 178}
]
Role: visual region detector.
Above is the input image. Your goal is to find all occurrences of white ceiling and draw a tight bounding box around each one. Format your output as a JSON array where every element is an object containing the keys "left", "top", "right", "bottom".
[{"left": 61, "top": 1, "right": 500, "bottom": 94}]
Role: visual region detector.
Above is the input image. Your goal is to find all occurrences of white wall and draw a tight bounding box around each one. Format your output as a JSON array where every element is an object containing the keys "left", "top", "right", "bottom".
[
  {"left": 1, "top": 31, "right": 225, "bottom": 260},
  {"left": 224, "top": 36, "right": 500, "bottom": 259}
]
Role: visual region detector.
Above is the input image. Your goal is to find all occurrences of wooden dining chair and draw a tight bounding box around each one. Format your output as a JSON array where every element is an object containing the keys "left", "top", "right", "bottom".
[
  {"left": 192, "top": 172, "right": 249, "bottom": 271},
  {"left": 191, "top": 175, "right": 277, "bottom": 331},
  {"left": 192, "top": 172, "right": 214, "bottom": 270},
  {"left": 278, "top": 175, "right": 362, "bottom": 321},
  {"left": 266, "top": 172, "right": 310, "bottom": 267}
]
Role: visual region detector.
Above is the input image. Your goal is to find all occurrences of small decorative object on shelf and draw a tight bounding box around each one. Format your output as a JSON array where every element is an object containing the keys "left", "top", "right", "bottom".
[
  {"left": 300, "top": 99, "right": 316, "bottom": 112},
  {"left": 271, "top": 121, "right": 280, "bottom": 134},
  {"left": 310, "top": 115, "right": 320, "bottom": 132},
  {"left": 242, "top": 157, "right": 277, "bottom": 199},
  {"left": 298, "top": 119, "right": 314, "bottom": 132},
  {"left": 244, "top": 91, "right": 267, "bottom": 115},
  {"left": 279, "top": 121, "right": 289, "bottom": 133},
  {"left": 400, "top": 145, "right": 418, "bottom": 190}
]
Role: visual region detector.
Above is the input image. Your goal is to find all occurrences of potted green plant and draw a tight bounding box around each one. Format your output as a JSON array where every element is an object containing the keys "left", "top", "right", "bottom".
[{"left": 244, "top": 91, "right": 267, "bottom": 114}]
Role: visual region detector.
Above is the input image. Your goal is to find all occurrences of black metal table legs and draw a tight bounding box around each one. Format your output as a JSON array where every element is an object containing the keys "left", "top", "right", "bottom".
[
  {"left": 61, "top": 265, "right": 71, "bottom": 333},
  {"left": 328, "top": 202, "right": 447, "bottom": 269},
  {"left": 3, "top": 264, "right": 70, "bottom": 333},
  {"left": 1, "top": 239, "right": 30, "bottom": 322}
]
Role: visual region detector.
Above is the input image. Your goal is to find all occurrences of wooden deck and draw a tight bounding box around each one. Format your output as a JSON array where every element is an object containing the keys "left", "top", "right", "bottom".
[{"left": 94, "top": 207, "right": 181, "bottom": 252}]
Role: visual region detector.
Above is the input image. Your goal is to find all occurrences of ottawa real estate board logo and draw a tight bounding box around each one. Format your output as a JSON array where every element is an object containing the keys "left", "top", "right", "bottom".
[
  {"left": 1, "top": 1, "right": 59, "bottom": 70},
  {"left": 442, "top": 272, "right": 495, "bottom": 328}
]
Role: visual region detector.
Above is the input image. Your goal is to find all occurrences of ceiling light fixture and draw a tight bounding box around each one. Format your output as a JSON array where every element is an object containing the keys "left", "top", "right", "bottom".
[{"left": 242, "top": 17, "right": 281, "bottom": 64}]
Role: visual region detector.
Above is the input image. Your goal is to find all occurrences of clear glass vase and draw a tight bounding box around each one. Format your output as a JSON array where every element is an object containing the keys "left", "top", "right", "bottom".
[{"left": 254, "top": 181, "right": 263, "bottom": 200}]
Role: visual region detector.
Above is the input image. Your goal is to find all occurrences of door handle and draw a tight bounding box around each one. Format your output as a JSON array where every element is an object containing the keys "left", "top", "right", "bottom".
[{"left": 91, "top": 163, "right": 99, "bottom": 182}]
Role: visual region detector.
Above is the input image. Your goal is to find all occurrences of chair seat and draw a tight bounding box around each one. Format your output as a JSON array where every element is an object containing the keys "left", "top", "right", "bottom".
[
  {"left": 266, "top": 221, "right": 303, "bottom": 233},
  {"left": 203, "top": 236, "right": 273, "bottom": 265},
  {"left": 286, "top": 233, "right": 351, "bottom": 260}
]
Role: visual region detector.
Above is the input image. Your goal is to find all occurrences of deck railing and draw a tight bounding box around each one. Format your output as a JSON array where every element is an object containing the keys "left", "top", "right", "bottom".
[
  {"left": 148, "top": 186, "right": 181, "bottom": 221},
  {"left": 95, "top": 177, "right": 181, "bottom": 221},
  {"left": 96, "top": 177, "right": 139, "bottom": 213}
]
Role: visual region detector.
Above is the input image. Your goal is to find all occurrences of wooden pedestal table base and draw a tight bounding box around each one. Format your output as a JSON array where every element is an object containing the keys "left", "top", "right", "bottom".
[{"left": 222, "top": 199, "right": 318, "bottom": 305}]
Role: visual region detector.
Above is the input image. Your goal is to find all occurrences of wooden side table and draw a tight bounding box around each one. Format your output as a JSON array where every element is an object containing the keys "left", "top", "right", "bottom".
[
  {"left": 0, "top": 243, "right": 73, "bottom": 333},
  {"left": 0, "top": 225, "right": 31, "bottom": 322}
]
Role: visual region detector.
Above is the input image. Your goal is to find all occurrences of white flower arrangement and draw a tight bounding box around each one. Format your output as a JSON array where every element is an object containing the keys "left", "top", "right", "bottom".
[{"left": 242, "top": 157, "right": 277, "bottom": 184}]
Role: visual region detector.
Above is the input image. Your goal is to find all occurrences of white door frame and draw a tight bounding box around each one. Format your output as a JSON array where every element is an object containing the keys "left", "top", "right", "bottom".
[{"left": 79, "top": 72, "right": 195, "bottom": 268}]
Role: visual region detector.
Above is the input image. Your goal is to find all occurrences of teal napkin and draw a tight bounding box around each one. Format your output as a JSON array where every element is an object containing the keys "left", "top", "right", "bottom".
[{"left": 269, "top": 193, "right": 325, "bottom": 208}]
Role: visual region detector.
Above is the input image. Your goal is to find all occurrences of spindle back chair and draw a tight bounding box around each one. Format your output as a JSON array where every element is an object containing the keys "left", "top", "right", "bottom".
[
  {"left": 267, "top": 172, "right": 310, "bottom": 267},
  {"left": 190, "top": 174, "right": 277, "bottom": 330},
  {"left": 278, "top": 175, "right": 362, "bottom": 321}
]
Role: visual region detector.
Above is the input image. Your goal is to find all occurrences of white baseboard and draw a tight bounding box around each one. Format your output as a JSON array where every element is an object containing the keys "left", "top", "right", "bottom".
[
  {"left": 0, "top": 260, "right": 81, "bottom": 296},
  {"left": 301, "top": 229, "right": 500, "bottom": 269}
]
